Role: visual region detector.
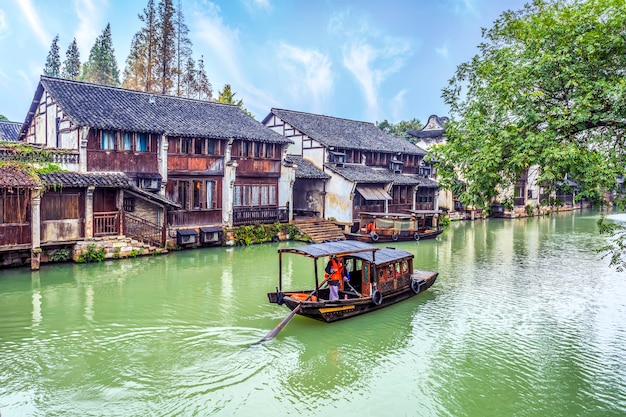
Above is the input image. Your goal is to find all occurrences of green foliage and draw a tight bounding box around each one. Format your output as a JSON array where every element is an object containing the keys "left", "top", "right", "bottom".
[
  {"left": 438, "top": 215, "right": 451, "bottom": 228},
  {"left": 0, "top": 143, "right": 63, "bottom": 182},
  {"left": 525, "top": 204, "right": 534, "bottom": 217},
  {"left": 81, "top": 23, "right": 120, "bottom": 86},
  {"left": 232, "top": 222, "right": 308, "bottom": 246},
  {"left": 597, "top": 215, "right": 626, "bottom": 272},
  {"left": 44, "top": 35, "right": 61, "bottom": 77},
  {"left": 113, "top": 247, "right": 121, "bottom": 259},
  {"left": 76, "top": 244, "right": 106, "bottom": 263},
  {"left": 0, "top": 114, "right": 8, "bottom": 121},
  {"left": 61, "top": 38, "right": 81, "bottom": 80},
  {"left": 218, "top": 84, "right": 252, "bottom": 117},
  {"left": 49, "top": 248, "right": 71, "bottom": 262},
  {"left": 433, "top": 0, "right": 626, "bottom": 211},
  {"left": 376, "top": 119, "right": 422, "bottom": 142}
]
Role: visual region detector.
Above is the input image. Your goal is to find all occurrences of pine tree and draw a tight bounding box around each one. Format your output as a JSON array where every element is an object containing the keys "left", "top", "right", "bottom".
[
  {"left": 43, "top": 35, "right": 61, "bottom": 77},
  {"left": 218, "top": 84, "right": 252, "bottom": 116},
  {"left": 174, "top": 0, "right": 193, "bottom": 96},
  {"left": 123, "top": 0, "right": 159, "bottom": 92},
  {"left": 182, "top": 56, "right": 196, "bottom": 98},
  {"left": 81, "top": 23, "right": 120, "bottom": 86},
  {"left": 61, "top": 38, "right": 81, "bottom": 80},
  {"left": 156, "top": 0, "right": 177, "bottom": 94},
  {"left": 196, "top": 56, "right": 212, "bottom": 100}
]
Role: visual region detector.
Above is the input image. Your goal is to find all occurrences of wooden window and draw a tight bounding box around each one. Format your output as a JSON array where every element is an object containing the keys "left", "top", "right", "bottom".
[
  {"left": 265, "top": 143, "right": 274, "bottom": 158},
  {"left": 123, "top": 197, "right": 135, "bottom": 212},
  {"left": 101, "top": 130, "right": 115, "bottom": 150},
  {"left": 234, "top": 185, "right": 242, "bottom": 206},
  {"left": 122, "top": 133, "right": 133, "bottom": 151},
  {"left": 136, "top": 133, "right": 148, "bottom": 152},
  {"left": 254, "top": 142, "right": 262, "bottom": 158},
  {"left": 1, "top": 194, "right": 29, "bottom": 223},
  {"left": 207, "top": 139, "right": 216, "bottom": 155},
  {"left": 241, "top": 141, "right": 250, "bottom": 157},
  {"left": 206, "top": 181, "right": 216, "bottom": 209},
  {"left": 194, "top": 138, "right": 204, "bottom": 155},
  {"left": 42, "top": 193, "right": 79, "bottom": 220},
  {"left": 177, "top": 181, "right": 189, "bottom": 210}
]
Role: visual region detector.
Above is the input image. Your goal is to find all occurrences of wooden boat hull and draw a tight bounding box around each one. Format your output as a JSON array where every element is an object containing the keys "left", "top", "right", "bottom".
[
  {"left": 345, "top": 228, "right": 443, "bottom": 243},
  {"left": 275, "top": 270, "right": 438, "bottom": 323}
]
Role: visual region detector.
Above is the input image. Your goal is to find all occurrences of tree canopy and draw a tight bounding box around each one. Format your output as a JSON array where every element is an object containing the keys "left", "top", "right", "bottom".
[
  {"left": 431, "top": 0, "right": 626, "bottom": 210},
  {"left": 81, "top": 23, "right": 120, "bottom": 86},
  {"left": 218, "top": 84, "right": 252, "bottom": 117},
  {"left": 61, "top": 38, "right": 81, "bottom": 80},
  {"left": 376, "top": 119, "right": 422, "bottom": 142},
  {"left": 43, "top": 35, "right": 61, "bottom": 77}
]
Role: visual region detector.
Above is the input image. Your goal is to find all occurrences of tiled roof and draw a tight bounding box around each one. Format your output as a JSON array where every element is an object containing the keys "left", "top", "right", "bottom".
[
  {"left": 325, "top": 163, "right": 421, "bottom": 186},
  {"left": 0, "top": 166, "right": 40, "bottom": 187},
  {"left": 0, "top": 120, "right": 22, "bottom": 142},
  {"left": 40, "top": 172, "right": 132, "bottom": 188},
  {"left": 30, "top": 77, "right": 292, "bottom": 144},
  {"left": 266, "top": 108, "right": 424, "bottom": 155},
  {"left": 408, "top": 114, "right": 449, "bottom": 139},
  {"left": 285, "top": 155, "right": 330, "bottom": 179},
  {"left": 414, "top": 176, "right": 439, "bottom": 188}
]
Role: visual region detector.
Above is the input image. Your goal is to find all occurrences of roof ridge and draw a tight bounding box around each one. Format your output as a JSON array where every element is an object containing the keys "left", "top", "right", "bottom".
[{"left": 272, "top": 108, "right": 376, "bottom": 126}]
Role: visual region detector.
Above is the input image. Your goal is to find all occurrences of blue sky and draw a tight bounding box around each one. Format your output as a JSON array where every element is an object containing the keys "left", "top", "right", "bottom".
[{"left": 0, "top": 0, "right": 527, "bottom": 126}]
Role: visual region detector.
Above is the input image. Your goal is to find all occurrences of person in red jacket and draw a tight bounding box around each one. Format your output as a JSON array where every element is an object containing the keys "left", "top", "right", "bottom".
[{"left": 325, "top": 255, "right": 348, "bottom": 301}]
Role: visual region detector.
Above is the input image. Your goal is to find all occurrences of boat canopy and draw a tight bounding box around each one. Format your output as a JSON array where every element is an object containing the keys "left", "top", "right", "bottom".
[
  {"left": 352, "top": 247, "right": 414, "bottom": 265},
  {"left": 404, "top": 209, "right": 442, "bottom": 216},
  {"left": 278, "top": 240, "right": 378, "bottom": 259}
]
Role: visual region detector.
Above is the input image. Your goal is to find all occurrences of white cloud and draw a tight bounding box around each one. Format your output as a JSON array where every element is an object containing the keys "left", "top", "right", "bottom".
[
  {"left": 390, "top": 89, "right": 407, "bottom": 121},
  {"left": 191, "top": 2, "right": 242, "bottom": 86},
  {"left": 342, "top": 36, "right": 410, "bottom": 120},
  {"left": 0, "top": 9, "right": 9, "bottom": 40},
  {"left": 435, "top": 44, "right": 449, "bottom": 58},
  {"left": 16, "top": 0, "right": 49, "bottom": 48},
  {"left": 73, "top": 0, "right": 104, "bottom": 54},
  {"left": 276, "top": 43, "right": 333, "bottom": 114},
  {"left": 243, "top": 0, "right": 272, "bottom": 12}
]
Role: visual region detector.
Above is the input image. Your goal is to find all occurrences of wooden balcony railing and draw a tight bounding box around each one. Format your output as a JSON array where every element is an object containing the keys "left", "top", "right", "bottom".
[
  {"left": 94, "top": 211, "right": 119, "bottom": 236},
  {"left": 233, "top": 207, "right": 288, "bottom": 225}
]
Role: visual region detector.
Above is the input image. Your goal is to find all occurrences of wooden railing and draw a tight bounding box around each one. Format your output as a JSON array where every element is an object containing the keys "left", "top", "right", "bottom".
[
  {"left": 233, "top": 207, "right": 288, "bottom": 225},
  {"left": 124, "top": 212, "right": 163, "bottom": 247},
  {"left": 94, "top": 211, "right": 119, "bottom": 236},
  {"left": 168, "top": 210, "right": 221, "bottom": 227}
]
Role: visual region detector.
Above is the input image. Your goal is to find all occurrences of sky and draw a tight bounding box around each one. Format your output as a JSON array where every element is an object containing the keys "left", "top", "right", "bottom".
[{"left": 0, "top": 0, "right": 528, "bottom": 126}]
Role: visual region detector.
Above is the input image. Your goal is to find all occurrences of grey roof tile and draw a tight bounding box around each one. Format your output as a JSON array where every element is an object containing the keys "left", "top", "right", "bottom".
[
  {"left": 285, "top": 154, "right": 330, "bottom": 179},
  {"left": 33, "top": 77, "right": 292, "bottom": 144},
  {"left": 325, "top": 163, "right": 421, "bottom": 186},
  {"left": 266, "top": 108, "right": 425, "bottom": 155},
  {"left": 40, "top": 171, "right": 132, "bottom": 188},
  {"left": 0, "top": 121, "right": 22, "bottom": 142}
]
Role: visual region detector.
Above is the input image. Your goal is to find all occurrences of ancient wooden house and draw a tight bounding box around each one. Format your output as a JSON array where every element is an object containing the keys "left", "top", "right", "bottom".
[
  {"left": 263, "top": 108, "right": 438, "bottom": 229},
  {"left": 5, "top": 76, "right": 293, "bottom": 268}
]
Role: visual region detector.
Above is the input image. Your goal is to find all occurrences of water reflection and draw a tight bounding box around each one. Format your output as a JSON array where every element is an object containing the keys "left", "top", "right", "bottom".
[{"left": 1, "top": 211, "right": 625, "bottom": 416}]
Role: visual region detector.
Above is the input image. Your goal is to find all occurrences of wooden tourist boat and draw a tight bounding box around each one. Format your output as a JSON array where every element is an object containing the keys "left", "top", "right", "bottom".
[
  {"left": 345, "top": 210, "right": 444, "bottom": 243},
  {"left": 266, "top": 240, "right": 438, "bottom": 324}
]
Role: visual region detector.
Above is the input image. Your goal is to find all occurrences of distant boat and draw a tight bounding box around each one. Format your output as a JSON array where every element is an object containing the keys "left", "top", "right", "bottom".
[
  {"left": 266, "top": 240, "right": 438, "bottom": 323},
  {"left": 345, "top": 210, "right": 444, "bottom": 243}
]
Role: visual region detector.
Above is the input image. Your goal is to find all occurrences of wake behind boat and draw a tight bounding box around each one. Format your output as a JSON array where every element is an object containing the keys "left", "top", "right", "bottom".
[{"left": 266, "top": 240, "right": 437, "bottom": 323}]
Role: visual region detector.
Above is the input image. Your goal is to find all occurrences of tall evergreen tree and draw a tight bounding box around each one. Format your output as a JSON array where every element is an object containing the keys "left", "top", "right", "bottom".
[
  {"left": 43, "top": 35, "right": 61, "bottom": 77},
  {"left": 61, "top": 38, "right": 81, "bottom": 80},
  {"left": 196, "top": 56, "right": 212, "bottom": 100},
  {"left": 174, "top": 0, "right": 193, "bottom": 96},
  {"left": 156, "top": 0, "right": 177, "bottom": 94},
  {"left": 123, "top": 0, "right": 158, "bottom": 92},
  {"left": 81, "top": 23, "right": 120, "bottom": 86},
  {"left": 182, "top": 56, "right": 196, "bottom": 98},
  {"left": 218, "top": 84, "right": 252, "bottom": 116}
]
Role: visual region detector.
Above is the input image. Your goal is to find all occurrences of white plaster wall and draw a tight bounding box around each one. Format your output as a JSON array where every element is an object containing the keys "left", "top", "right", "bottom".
[
  {"left": 302, "top": 147, "right": 325, "bottom": 170},
  {"left": 325, "top": 172, "right": 353, "bottom": 223}
]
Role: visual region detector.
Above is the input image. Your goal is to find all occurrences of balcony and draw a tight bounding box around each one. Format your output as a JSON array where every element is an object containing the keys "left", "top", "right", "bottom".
[{"left": 233, "top": 207, "right": 288, "bottom": 225}]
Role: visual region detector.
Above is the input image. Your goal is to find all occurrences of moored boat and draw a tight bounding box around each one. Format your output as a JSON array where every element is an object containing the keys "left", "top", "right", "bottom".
[
  {"left": 345, "top": 210, "right": 444, "bottom": 243},
  {"left": 266, "top": 240, "right": 437, "bottom": 323}
]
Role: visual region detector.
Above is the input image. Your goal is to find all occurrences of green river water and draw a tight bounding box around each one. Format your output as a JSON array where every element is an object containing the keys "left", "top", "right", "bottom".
[{"left": 1, "top": 211, "right": 625, "bottom": 416}]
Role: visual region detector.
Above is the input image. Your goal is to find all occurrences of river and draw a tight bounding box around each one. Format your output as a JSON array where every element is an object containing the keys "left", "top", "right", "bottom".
[{"left": 1, "top": 211, "right": 625, "bottom": 416}]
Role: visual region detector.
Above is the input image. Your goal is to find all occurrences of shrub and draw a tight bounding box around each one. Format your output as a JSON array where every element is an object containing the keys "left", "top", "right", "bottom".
[{"left": 76, "top": 244, "right": 106, "bottom": 263}]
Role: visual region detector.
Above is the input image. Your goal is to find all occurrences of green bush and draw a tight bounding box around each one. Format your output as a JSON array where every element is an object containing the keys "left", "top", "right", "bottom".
[
  {"left": 76, "top": 244, "right": 106, "bottom": 263},
  {"left": 50, "top": 248, "right": 71, "bottom": 262}
]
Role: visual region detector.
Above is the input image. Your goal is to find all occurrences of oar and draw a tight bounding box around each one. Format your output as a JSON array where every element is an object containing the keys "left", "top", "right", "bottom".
[
  {"left": 257, "top": 279, "right": 327, "bottom": 344},
  {"left": 344, "top": 279, "right": 362, "bottom": 297}
]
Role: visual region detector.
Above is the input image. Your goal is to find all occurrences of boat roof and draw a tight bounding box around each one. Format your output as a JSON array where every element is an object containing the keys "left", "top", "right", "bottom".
[
  {"left": 359, "top": 212, "right": 413, "bottom": 219},
  {"left": 278, "top": 241, "right": 413, "bottom": 266},
  {"left": 352, "top": 247, "right": 414, "bottom": 265},
  {"left": 404, "top": 209, "right": 442, "bottom": 215},
  {"left": 279, "top": 240, "right": 378, "bottom": 258}
]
